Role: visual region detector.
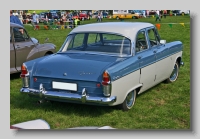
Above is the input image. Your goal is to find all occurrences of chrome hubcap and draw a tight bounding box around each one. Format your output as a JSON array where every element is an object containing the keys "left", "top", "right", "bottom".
[
  {"left": 126, "top": 91, "right": 134, "bottom": 108},
  {"left": 170, "top": 64, "right": 178, "bottom": 81}
]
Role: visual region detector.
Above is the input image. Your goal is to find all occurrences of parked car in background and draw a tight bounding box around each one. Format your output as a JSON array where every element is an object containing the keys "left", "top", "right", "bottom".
[
  {"left": 149, "top": 10, "right": 156, "bottom": 15},
  {"left": 72, "top": 12, "right": 79, "bottom": 19},
  {"left": 112, "top": 10, "right": 140, "bottom": 19},
  {"left": 172, "top": 10, "right": 190, "bottom": 15},
  {"left": 38, "top": 12, "right": 48, "bottom": 23},
  {"left": 51, "top": 12, "right": 59, "bottom": 19},
  {"left": 133, "top": 10, "right": 143, "bottom": 18},
  {"left": 92, "top": 12, "right": 98, "bottom": 19},
  {"left": 102, "top": 12, "right": 108, "bottom": 18},
  {"left": 10, "top": 22, "right": 56, "bottom": 74},
  {"left": 79, "top": 11, "right": 89, "bottom": 20},
  {"left": 20, "top": 22, "right": 184, "bottom": 111}
]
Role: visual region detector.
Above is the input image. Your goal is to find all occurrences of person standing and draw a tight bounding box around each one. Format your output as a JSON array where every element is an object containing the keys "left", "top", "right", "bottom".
[
  {"left": 32, "top": 11, "right": 39, "bottom": 30},
  {"left": 45, "top": 12, "right": 48, "bottom": 23},
  {"left": 143, "top": 10, "right": 146, "bottom": 18},
  {"left": 62, "top": 14, "right": 67, "bottom": 22},
  {"left": 163, "top": 10, "right": 167, "bottom": 18},
  {"left": 160, "top": 10, "right": 163, "bottom": 18},
  {"left": 10, "top": 10, "right": 24, "bottom": 34},
  {"left": 97, "top": 13, "right": 101, "bottom": 22},
  {"left": 146, "top": 10, "right": 149, "bottom": 18},
  {"left": 10, "top": 10, "right": 23, "bottom": 26},
  {"left": 18, "top": 11, "right": 23, "bottom": 24},
  {"left": 155, "top": 10, "right": 161, "bottom": 22},
  {"left": 22, "top": 12, "right": 28, "bottom": 24},
  {"left": 74, "top": 18, "right": 80, "bottom": 27},
  {"left": 100, "top": 11, "right": 103, "bottom": 21}
]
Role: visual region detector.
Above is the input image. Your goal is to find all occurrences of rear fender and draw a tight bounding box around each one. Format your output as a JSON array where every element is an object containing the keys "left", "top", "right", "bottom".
[{"left": 35, "top": 43, "right": 56, "bottom": 57}]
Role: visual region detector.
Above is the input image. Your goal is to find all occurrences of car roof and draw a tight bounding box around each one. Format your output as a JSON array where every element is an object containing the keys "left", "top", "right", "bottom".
[
  {"left": 10, "top": 22, "right": 24, "bottom": 28},
  {"left": 69, "top": 22, "right": 154, "bottom": 41}
]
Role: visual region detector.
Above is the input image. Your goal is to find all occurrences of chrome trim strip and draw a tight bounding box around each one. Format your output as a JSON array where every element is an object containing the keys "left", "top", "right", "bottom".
[{"left": 20, "top": 86, "right": 116, "bottom": 105}]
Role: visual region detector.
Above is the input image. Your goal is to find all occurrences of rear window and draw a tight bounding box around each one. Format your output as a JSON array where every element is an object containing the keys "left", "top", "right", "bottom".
[{"left": 60, "top": 33, "right": 131, "bottom": 56}]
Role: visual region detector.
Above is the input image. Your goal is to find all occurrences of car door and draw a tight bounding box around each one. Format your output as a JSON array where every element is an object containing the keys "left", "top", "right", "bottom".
[
  {"left": 13, "top": 27, "right": 37, "bottom": 71},
  {"left": 10, "top": 26, "right": 17, "bottom": 74},
  {"left": 135, "top": 29, "right": 157, "bottom": 92},
  {"left": 147, "top": 27, "right": 170, "bottom": 84}
]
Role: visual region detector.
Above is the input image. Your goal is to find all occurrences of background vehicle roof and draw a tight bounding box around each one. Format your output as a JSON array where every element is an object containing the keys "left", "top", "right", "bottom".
[
  {"left": 10, "top": 22, "right": 24, "bottom": 28},
  {"left": 69, "top": 22, "right": 154, "bottom": 41}
]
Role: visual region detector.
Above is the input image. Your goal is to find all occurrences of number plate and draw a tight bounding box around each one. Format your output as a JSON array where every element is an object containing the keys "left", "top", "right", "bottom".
[{"left": 52, "top": 81, "right": 77, "bottom": 91}]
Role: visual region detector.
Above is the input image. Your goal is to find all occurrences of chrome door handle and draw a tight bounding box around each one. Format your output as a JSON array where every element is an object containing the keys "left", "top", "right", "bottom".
[{"left": 16, "top": 45, "right": 20, "bottom": 49}]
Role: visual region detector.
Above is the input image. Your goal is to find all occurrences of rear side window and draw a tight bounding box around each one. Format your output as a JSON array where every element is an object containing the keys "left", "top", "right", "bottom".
[
  {"left": 13, "top": 27, "right": 29, "bottom": 42},
  {"left": 147, "top": 28, "right": 160, "bottom": 47},
  {"left": 135, "top": 30, "right": 148, "bottom": 52}
]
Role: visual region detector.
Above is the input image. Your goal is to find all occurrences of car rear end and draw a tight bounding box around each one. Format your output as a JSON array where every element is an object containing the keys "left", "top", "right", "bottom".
[{"left": 20, "top": 54, "right": 123, "bottom": 106}]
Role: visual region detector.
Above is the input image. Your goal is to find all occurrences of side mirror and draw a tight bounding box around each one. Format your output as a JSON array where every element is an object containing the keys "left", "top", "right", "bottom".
[{"left": 160, "top": 40, "right": 166, "bottom": 44}]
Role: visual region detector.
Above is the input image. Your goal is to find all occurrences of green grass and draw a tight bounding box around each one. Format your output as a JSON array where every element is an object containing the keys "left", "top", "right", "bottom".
[{"left": 10, "top": 15, "right": 190, "bottom": 129}]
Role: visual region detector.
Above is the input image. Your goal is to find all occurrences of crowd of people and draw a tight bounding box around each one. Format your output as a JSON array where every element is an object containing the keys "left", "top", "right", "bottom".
[{"left": 10, "top": 10, "right": 174, "bottom": 30}]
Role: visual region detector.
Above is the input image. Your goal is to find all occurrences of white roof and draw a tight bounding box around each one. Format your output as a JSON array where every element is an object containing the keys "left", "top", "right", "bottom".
[{"left": 69, "top": 22, "right": 154, "bottom": 41}]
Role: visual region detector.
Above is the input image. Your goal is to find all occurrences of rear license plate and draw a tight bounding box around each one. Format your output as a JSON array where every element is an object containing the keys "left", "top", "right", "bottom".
[{"left": 52, "top": 81, "right": 77, "bottom": 91}]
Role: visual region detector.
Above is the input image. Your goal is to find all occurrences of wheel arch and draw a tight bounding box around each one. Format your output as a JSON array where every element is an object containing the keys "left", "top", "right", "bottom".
[
  {"left": 176, "top": 56, "right": 182, "bottom": 67},
  {"left": 120, "top": 84, "right": 142, "bottom": 104},
  {"left": 44, "top": 51, "right": 54, "bottom": 56}
]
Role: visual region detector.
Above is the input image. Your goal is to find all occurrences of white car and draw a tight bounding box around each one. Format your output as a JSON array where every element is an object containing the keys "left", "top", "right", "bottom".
[{"left": 179, "top": 10, "right": 190, "bottom": 15}]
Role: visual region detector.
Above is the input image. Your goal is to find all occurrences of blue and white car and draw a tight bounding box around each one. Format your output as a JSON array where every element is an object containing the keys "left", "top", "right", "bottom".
[{"left": 20, "top": 22, "right": 184, "bottom": 111}]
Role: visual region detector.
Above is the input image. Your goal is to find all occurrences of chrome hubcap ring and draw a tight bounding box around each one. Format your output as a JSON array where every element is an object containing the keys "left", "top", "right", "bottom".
[
  {"left": 126, "top": 91, "right": 134, "bottom": 108},
  {"left": 170, "top": 64, "right": 178, "bottom": 81}
]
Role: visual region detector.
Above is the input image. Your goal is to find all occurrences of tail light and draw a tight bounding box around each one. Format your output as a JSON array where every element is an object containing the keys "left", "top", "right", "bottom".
[
  {"left": 102, "top": 71, "right": 110, "bottom": 85},
  {"left": 102, "top": 71, "right": 111, "bottom": 97},
  {"left": 20, "top": 63, "right": 28, "bottom": 78},
  {"left": 20, "top": 63, "right": 29, "bottom": 88}
]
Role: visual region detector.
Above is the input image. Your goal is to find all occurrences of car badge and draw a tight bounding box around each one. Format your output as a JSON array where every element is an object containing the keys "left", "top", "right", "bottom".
[{"left": 63, "top": 73, "right": 67, "bottom": 76}]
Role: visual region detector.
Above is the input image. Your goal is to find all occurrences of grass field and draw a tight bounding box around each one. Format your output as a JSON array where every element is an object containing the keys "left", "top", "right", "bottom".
[{"left": 10, "top": 15, "right": 190, "bottom": 129}]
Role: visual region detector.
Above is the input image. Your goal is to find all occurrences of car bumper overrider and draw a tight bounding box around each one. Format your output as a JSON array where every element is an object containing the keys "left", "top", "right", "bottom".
[{"left": 20, "top": 84, "right": 116, "bottom": 105}]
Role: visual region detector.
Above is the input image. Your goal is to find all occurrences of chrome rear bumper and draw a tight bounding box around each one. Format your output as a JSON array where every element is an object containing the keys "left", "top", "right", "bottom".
[{"left": 20, "top": 84, "right": 116, "bottom": 105}]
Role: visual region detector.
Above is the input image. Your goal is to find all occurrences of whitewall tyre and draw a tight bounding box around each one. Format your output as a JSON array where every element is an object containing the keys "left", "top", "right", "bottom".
[{"left": 119, "top": 90, "right": 137, "bottom": 111}]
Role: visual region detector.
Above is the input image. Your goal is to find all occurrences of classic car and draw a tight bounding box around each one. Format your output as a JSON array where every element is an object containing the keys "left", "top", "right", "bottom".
[
  {"left": 172, "top": 10, "right": 190, "bottom": 15},
  {"left": 133, "top": 10, "right": 143, "bottom": 18},
  {"left": 10, "top": 22, "right": 56, "bottom": 74},
  {"left": 79, "top": 11, "right": 89, "bottom": 20},
  {"left": 20, "top": 22, "right": 184, "bottom": 111},
  {"left": 113, "top": 10, "right": 140, "bottom": 19}
]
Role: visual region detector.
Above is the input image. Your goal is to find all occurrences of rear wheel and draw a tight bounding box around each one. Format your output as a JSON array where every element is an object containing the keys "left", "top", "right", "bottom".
[
  {"left": 116, "top": 16, "right": 119, "bottom": 20},
  {"left": 166, "top": 61, "right": 179, "bottom": 83},
  {"left": 119, "top": 90, "right": 136, "bottom": 111}
]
